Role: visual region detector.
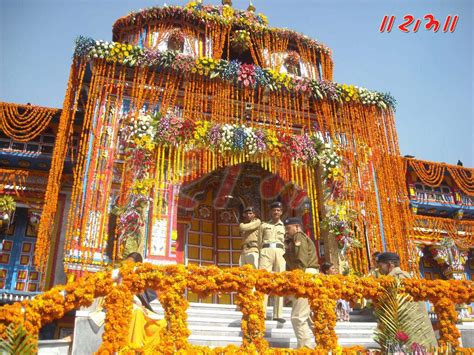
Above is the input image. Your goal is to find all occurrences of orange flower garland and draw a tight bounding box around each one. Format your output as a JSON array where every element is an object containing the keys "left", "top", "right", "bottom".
[
  {"left": 35, "top": 58, "right": 86, "bottom": 272},
  {"left": 406, "top": 157, "right": 474, "bottom": 196},
  {"left": 3, "top": 264, "right": 471, "bottom": 352},
  {"left": 0, "top": 102, "right": 59, "bottom": 142}
]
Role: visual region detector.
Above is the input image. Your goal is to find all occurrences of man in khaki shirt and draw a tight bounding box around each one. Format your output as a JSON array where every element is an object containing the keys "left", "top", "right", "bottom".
[
  {"left": 239, "top": 206, "right": 261, "bottom": 269},
  {"left": 259, "top": 201, "right": 286, "bottom": 321},
  {"left": 284, "top": 217, "right": 319, "bottom": 348}
]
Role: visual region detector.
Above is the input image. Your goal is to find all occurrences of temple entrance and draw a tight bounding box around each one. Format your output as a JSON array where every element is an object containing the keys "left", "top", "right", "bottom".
[{"left": 177, "top": 163, "right": 311, "bottom": 304}]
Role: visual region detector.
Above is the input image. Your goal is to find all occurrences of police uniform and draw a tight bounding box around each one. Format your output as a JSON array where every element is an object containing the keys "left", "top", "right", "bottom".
[
  {"left": 284, "top": 217, "right": 319, "bottom": 349},
  {"left": 239, "top": 216, "right": 261, "bottom": 269},
  {"left": 259, "top": 202, "right": 286, "bottom": 320}
]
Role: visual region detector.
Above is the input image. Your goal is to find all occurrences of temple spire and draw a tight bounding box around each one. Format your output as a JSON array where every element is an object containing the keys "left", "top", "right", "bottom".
[{"left": 247, "top": 1, "right": 256, "bottom": 12}]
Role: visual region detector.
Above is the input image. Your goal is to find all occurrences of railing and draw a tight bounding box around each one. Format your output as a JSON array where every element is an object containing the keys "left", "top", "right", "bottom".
[
  {"left": 414, "top": 189, "right": 455, "bottom": 204},
  {"left": 0, "top": 264, "right": 472, "bottom": 353}
]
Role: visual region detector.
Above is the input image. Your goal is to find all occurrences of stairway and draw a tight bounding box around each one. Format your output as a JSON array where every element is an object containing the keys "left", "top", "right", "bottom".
[{"left": 151, "top": 301, "right": 379, "bottom": 349}]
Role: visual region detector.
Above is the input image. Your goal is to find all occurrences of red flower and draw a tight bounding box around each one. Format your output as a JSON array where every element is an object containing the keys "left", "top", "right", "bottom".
[{"left": 396, "top": 330, "right": 409, "bottom": 343}]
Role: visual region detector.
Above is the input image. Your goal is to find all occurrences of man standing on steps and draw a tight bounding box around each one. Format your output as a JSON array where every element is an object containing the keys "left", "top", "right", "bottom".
[
  {"left": 283, "top": 217, "right": 319, "bottom": 349},
  {"left": 239, "top": 206, "right": 261, "bottom": 269},
  {"left": 259, "top": 201, "right": 286, "bottom": 322}
]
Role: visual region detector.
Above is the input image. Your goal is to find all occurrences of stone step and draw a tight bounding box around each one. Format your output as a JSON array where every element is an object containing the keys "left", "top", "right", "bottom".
[
  {"left": 184, "top": 316, "right": 376, "bottom": 329},
  {"left": 151, "top": 302, "right": 375, "bottom": 324},
  {"left": 189, "top": 325, "right": 375, "bottom": 339},
  {"left": 38, "top": 339, "right": 71, "bottom": 355},
  {"left": 188, "top": 334, "right": 379, "bottom": 348}
]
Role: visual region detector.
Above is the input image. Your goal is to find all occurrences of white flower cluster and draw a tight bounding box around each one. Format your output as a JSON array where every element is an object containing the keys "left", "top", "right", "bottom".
[
  {"left": 130, "top": 113, "right": 156, "bottom": 139},
  {"left": 88, "top": 40, "right": 114, "bottom": 59},
  {"left": 220, "top": 124, "right": 234, "bottom": 151},
  {"left": 358, "top": 87, "right": 379, "bottom": 106},
  {"left": 321, "top": 144, "right": 340, "bottom": 172},
  {"left": 243, "top": 125, "right": 258, "bottom": 155}
]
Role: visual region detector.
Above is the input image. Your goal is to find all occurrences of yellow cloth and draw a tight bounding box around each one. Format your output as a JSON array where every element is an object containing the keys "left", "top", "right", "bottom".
[{"left": 127, "top": 305, "right": 166, "bottom": 348}]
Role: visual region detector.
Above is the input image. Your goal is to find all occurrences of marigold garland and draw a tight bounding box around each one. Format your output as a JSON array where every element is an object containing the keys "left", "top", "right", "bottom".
[
  {"left": 413, "top": 215, "right": 474, "bottom": 248},
  {"left": 406, "top": 157, "right": 474, "bottom": 196},
  {"left": 0, "top": 102, "right": 59, "bottom": 142},
  {"left": 1, "top": 265, "right": 472, "bottom": 352},
  {"left": 34, "top": 59, "right": 86, "bottom": 273}
]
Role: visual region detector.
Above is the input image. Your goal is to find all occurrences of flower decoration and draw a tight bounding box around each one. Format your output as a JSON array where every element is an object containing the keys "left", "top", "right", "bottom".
[
  {"left": 221, "top": 4, "right": 234, "bottom": 20},
  {"left": 172, "top": 53, "right": 195, "bottom": 72},
  {"left": 1, "top": 266, "right": 471, "bottom": 352},
  {"left": 193, "top": 57, "right": 218, "bottom": 76},
  {"left": 167, "top": 28, "right": 186, "bottom": 52},
  {"left": 237, "top": 64, "right": 256, "bottom": 87},
  {"left": 231, "top": 29, "right": 251, "bottom": 53},
  {"left": 284, "top": 50, "right": 301, "bottom": 75},
  {"left": 74, "top": 37, "right": 397, "bottom": 110},
  {"left": 0, "top": 196, "right": 16, "bottom": 215}
]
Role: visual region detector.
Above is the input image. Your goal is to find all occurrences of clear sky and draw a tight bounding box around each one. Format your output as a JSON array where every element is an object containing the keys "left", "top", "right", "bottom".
[{"left": 1, "top": 0, "right": 472, "bottom": 166}]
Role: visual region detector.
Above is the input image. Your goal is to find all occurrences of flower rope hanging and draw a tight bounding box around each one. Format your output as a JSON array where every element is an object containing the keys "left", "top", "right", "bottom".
[{"left": 0, "top": 102, "right": 59, "bottom": 142}]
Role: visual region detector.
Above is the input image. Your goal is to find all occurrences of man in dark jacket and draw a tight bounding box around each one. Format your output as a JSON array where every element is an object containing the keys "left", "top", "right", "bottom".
[
  {"left": 377, "top": 252, "right": 438, "bottom": 348},
  {"left": 283, "top": 217, "right": 319, "bottom": 348}
]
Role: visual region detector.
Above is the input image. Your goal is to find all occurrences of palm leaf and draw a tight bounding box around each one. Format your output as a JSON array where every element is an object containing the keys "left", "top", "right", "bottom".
[
  {"left": 374, "top": 279, "right": 434, "bottom": 351},
  {"left": 0, "top": 323, "right": 36, "bottom": 355}
]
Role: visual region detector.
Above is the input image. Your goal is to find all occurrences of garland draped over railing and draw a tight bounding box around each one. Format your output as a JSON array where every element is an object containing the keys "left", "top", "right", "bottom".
[
  {"left": 413, "top": 215, "right": 474, "bottom": 249},
  {"left": 406, "top": 158, "right": 474, "bottom": 196},
  {"left": 0, "top": 103, "right": 59, "bottom": 142},
  {"left": 0, "top": 168, "right": 49, "bottom": 198},
  {"left": 0, "top": 265, "right": 473, "bottom": 353}
]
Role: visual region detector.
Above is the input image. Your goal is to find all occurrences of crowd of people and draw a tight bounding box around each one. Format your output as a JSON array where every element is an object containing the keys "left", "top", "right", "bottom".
[{"left": 238, "top": 202, "right": 438, "bottom": 349}]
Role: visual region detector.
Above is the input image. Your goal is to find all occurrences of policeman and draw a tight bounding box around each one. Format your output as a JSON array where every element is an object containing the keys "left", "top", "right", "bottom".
[
  {"left": 376, "top": 252, "right": 438, "bottom": 348},
  {"left": 259, "top": 201, "right": 286, "bottom": 321},
  {"left": 284, "top": 217, "right": 319, "bottom": 349},
  {"left": 239, "top": 206, "right": 261, "bottom": 269}
]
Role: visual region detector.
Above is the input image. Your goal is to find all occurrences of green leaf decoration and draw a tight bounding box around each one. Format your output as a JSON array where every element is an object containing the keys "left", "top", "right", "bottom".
[
  {"left": 0, "top": 196, "right": 15, "bottom": 213},
  {"left": 374, "top": 279, "right": 434, "bottom": 351},
  {"left": 0, "top": 323, "right": 36, "bottom": 355}
]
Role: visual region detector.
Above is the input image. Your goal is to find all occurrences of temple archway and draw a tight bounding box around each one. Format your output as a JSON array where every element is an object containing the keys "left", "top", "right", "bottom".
[{"left": 176, "top": 163, "right": 314, "bottom": 303}]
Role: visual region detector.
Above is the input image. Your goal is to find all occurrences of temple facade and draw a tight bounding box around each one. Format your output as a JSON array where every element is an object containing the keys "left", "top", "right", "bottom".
[{"left": 0, "top": 0, "right": 473, "bottom": 337}]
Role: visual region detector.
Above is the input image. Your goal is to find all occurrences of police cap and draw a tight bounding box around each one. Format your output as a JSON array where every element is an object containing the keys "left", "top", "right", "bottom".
[
  {"left": 284, "top": 217, "right": 302, "bottom": 226},
  {"left": 376, "top": 252, "right": 400, "bottom": 263},
  {"left": 270, "top": 201, "right": 283, "bottom": 209}
]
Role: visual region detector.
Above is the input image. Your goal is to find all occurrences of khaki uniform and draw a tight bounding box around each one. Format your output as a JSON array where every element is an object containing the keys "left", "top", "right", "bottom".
[
  {"left": 239, "top": 218, "right": 261, "bottom": 269},
  {"left": 387, "top": 267, "right": 438, "bottom": 348},
  {"left": 259, "top": 220, "right": 286, "bottom": 319},
  {"left": 284, "top": 231, "right": 319, "bottom": 348}
]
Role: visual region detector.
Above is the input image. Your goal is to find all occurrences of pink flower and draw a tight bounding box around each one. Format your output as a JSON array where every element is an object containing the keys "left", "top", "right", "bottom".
[
  {"left": 237, "top": 64, "right": 256, "bottom": 87},
  {"left": 395, "top": 331, "right": 409, "bottom": 343}
]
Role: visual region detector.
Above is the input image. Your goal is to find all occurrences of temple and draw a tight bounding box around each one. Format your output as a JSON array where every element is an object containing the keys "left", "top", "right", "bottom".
[{"left": 0, "top": 0, "right": 473, "bottom": 350}]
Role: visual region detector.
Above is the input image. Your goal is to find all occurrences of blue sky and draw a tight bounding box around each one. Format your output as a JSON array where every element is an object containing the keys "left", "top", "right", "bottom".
[{"left": 1, "top": 0, "right": 472, "bottom": 166}]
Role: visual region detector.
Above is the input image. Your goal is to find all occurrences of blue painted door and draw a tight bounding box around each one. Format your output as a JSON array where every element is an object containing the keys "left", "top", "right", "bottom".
[{"left": 0, "top": 207, "right": 41, "bottom": 296}]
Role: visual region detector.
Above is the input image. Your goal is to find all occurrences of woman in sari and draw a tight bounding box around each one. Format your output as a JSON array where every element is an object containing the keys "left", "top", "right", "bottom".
[{"left": 124, "top": 252, "right": 167, "bottom": 349}]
